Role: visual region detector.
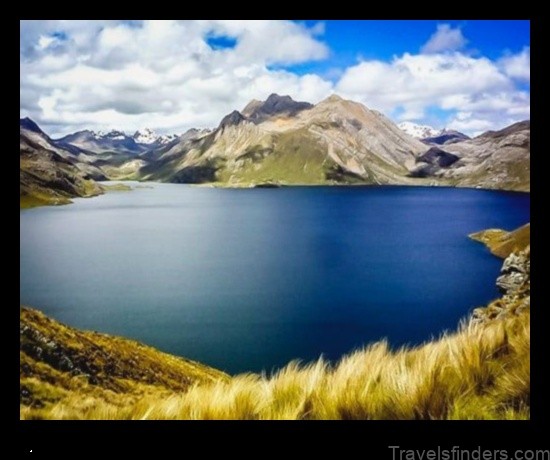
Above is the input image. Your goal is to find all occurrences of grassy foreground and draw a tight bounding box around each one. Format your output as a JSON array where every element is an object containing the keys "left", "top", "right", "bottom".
[{"left": 20, "top": 307, "right": 529, "bottom": 420}]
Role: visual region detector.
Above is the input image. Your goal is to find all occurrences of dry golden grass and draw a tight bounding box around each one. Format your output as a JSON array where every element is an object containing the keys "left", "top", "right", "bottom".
[
  {"left": 470, "top": 224, "right": 530, "bottom": 258},
  {"left": 20, "top": 306, "right": 228, "bottom": 419},
  {"left": 21, "top": 309, "right": 529, "bottom": 420}
]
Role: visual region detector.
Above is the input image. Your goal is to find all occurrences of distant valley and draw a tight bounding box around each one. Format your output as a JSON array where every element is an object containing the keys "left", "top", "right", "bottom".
[{"left": 20, "top": 93, "right": 530, "bottom": 207}]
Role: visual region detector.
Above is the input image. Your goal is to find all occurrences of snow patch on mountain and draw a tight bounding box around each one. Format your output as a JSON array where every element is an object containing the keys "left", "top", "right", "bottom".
[
  {"left": 95, "top": 130, "right": 127, "bottom": 140},
  {"left": 398, "top": 122, "right": 441, "bottom": 139},
  {"left": 82, "top": 128, "right": 179, "bottom": 145},
  {"left": 133, "top": 128, "right": 179, "bottom": 145}
]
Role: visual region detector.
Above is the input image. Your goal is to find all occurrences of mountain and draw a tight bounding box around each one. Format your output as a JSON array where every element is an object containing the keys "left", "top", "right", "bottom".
[
  {"left": 22, "top": 96, "right": 530, "bottom": 194},
  {"left": 408, "top": 146, "right": 460, "bottom": 178},
  {"left": 19, "top": 118, "right": 107, "bottom": 177},
  {"left": 103, "top": 127, "right": 214, "bottom": 181},
  {"left": 397, "top": 121, "right": 440, "bottom": 139},
  {"left": 57, "top": 129, "right": 148, "bottom": 154},
  {"left": 133, "top": 128, "right": 179, "bottom": 145},
  {"left": 131, "top": 94, "right": 529, "bottom": 191},
  {"left": 423, "top": 121, "right": 530, "bottom": 192},
  {"left": 242, "top": 93, "right": 314, "bottom": 123},
  {"left": 137, "top": 94, "right": 428, "bottom": 186},
  {"left": 57, "top": 128, "right": 181, "bottom": 155},
  {"left": 20, "top": 118, "right": 105, "bottom": 208},
  {"left": 423, "top": 129, "right": 470, "bottom": 145},
  {"left": 397, "top": 122, "right": 470, "bottom": 145},
  {"left": 20, "top": 117, "right": 43, "bottom": 134}
]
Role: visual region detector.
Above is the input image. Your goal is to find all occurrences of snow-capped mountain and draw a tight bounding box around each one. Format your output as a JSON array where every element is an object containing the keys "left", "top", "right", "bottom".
[
  {"left": 95, "top": 130, "right": 128, "bottom": 140},
  {"left": 423, "top": 129, "right": 470, "bottom": 145},
  {"left": 397, "top": 122, "right": 441, "bottom": 139},
  {"left": 57, "top": 128, "right": 180, "bottom": 154},
  {"left": 397, "top": 123, "right": 470, "bottom": 145},
  {"left": 133, "top": 128, "right": 179, "bottom": 145}
]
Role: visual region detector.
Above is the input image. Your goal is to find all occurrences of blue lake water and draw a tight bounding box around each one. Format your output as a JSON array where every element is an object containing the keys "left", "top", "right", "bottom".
[{"left": 20, "top": 184, "right": 530, "bottom": 374}]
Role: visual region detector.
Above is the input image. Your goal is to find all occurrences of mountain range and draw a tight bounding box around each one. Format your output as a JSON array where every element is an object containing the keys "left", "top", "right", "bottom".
[
  {"left": 20, "top": 93, "right": 530, "bottom": 207},
  {"left": 55, "top": 127, "right": 181, "bottom": 155}
]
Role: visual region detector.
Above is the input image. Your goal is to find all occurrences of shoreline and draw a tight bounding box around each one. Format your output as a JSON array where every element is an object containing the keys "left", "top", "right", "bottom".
[{"left": 20, "top": 180, "right": 531, "bottom": 210}]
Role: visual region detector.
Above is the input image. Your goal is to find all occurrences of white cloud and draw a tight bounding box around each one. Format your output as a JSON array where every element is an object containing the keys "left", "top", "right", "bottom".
[
  {"left": 337, "top": 52, "right": 509, "bottom": 112},
  {"left": 37, "top": 35, "right": 56, "bottom": 50},
  {"left": 500, "top": 46, "right": 530, "bottom": 82},
  {"left": 20, "top": 20, "right": 330, "bottom": 136},
  {"left": 336, "top": 51, "right": 529, "bottom": 134},
  {"left": 20, "top": 20, "right": 529, "bottom": 137},
  {"left": 208, "top": 20, "right": 329, "bottom": 65},
  {"left": 446, "top": 114, "right": 495, "bottom": 136},
  {"left": 421, "top": 24, "right": 467, "bottom": 54}
]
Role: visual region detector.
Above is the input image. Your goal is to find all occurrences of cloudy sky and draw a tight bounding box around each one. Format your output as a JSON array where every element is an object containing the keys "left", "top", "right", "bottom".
[{"left": 20, "top": 20, "right": 530, "bottom": 137}]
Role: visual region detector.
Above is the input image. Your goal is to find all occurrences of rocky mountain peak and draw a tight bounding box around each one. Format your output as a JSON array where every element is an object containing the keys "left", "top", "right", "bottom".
[
  {"left": 242, "top": 99, "right": 262, "bottom": 117},
  {"left": 322, "top": 94, "right": 345, "bottom": 104},
  {"left": 423, "top": 129, "right": 470, "bottom": 145},
  {"left": 478, "top": 120, "right": 530, "bottom": 140},
  {"left": 245, "top": 94, "right": 313, "bottom": 123},
  {"left": 133, "top": 128, "right": 158, "bottom": 144},
  {"left": 96, "top": 129, "right": 127, "bottom": 139},
  {"left": 264, "top": 93, "right": 295, "bottom": 106},
  {"left": 20, "top": 117, "right": 43, "bottom": 134},
  {"left": 219, "top": 110, "right": 246, "bottom": 129}
]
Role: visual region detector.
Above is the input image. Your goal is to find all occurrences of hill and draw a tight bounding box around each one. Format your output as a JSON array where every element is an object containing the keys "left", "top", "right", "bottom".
[
  {"left": 128, "top": 94, "right": 530, "bottom": 191},
  {"left": 470, "top": 223, "right": 530, "bottom": 258},
  {"left": 20, "top": 307, "right": 228, "bottom": 419},
  {"left": 21, "top": 95, "right": 531, "bottom": 195},
  {"left": 436, "top": 121, "right": 530, "bottom": 192},
  {"left": 136, "top": 94, "right": 428, "bottom": 187},
  {"left": 20, "top": 119, "right": 105, "bottom": 208}
]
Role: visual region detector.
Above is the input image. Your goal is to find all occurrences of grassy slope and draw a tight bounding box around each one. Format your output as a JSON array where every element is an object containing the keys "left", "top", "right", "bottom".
[
  {"left": 20, "top": 156, "right": 104, "bottom": 209},
  {"left": 20, "top": 307, "right": 228, "bottom": 419},
  {"left": 470, "top": 223, "right": 530, "bottom": 258},
  {"left": 20, "top": 192, "right": 71, "bottom": 209},
  {"left": 20, "top": 179, "right": 101, "bottom": 209},
  {"left": 131, "top": 117, "right": 529, "bottom": 191},
  {"left": 216, "top": 133, "right": 332, "bottom": 185},
  {"left": 20, "top": 306, "right": 529, "bottom": 420},
  {"left": 185, "top": 129, "right": 365, "bottom": 187},
  {"left": 100, "top": 183, "right": 132, "bottom": 191}
]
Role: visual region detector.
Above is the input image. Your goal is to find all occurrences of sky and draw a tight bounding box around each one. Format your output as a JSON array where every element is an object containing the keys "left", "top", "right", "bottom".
[{"left": 20, "top": 20, "right": 530, "bottom": 137}]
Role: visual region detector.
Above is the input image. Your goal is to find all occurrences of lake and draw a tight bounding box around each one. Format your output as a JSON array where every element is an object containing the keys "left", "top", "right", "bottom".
[{"left": 20, "top": 183, "right": 530, "bottom": 374}]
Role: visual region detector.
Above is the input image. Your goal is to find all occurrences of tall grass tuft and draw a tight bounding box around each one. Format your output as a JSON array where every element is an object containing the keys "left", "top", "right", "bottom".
[{"left": 23, "top": 310, "right": 529, "bottom": 420}]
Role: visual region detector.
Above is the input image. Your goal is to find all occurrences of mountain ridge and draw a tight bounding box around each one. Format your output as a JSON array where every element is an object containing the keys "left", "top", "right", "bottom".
[
  {"left": 242, "top": 93, "right": 314, "bottom": 123},
  {"left": 20, "top": 119, "right": 106, "bottom": 207},
  {"left": 136, "top": 93, "right": 429, "bottom": 186},
  {"left": 56, "top": 127, "right": 181, "bottom": 155},
  {"left": 20, "top": 93, "right": 530, "bottom": 204},
  {"left": 129, "top": 94, "right": 529, "bottom": 191}
]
